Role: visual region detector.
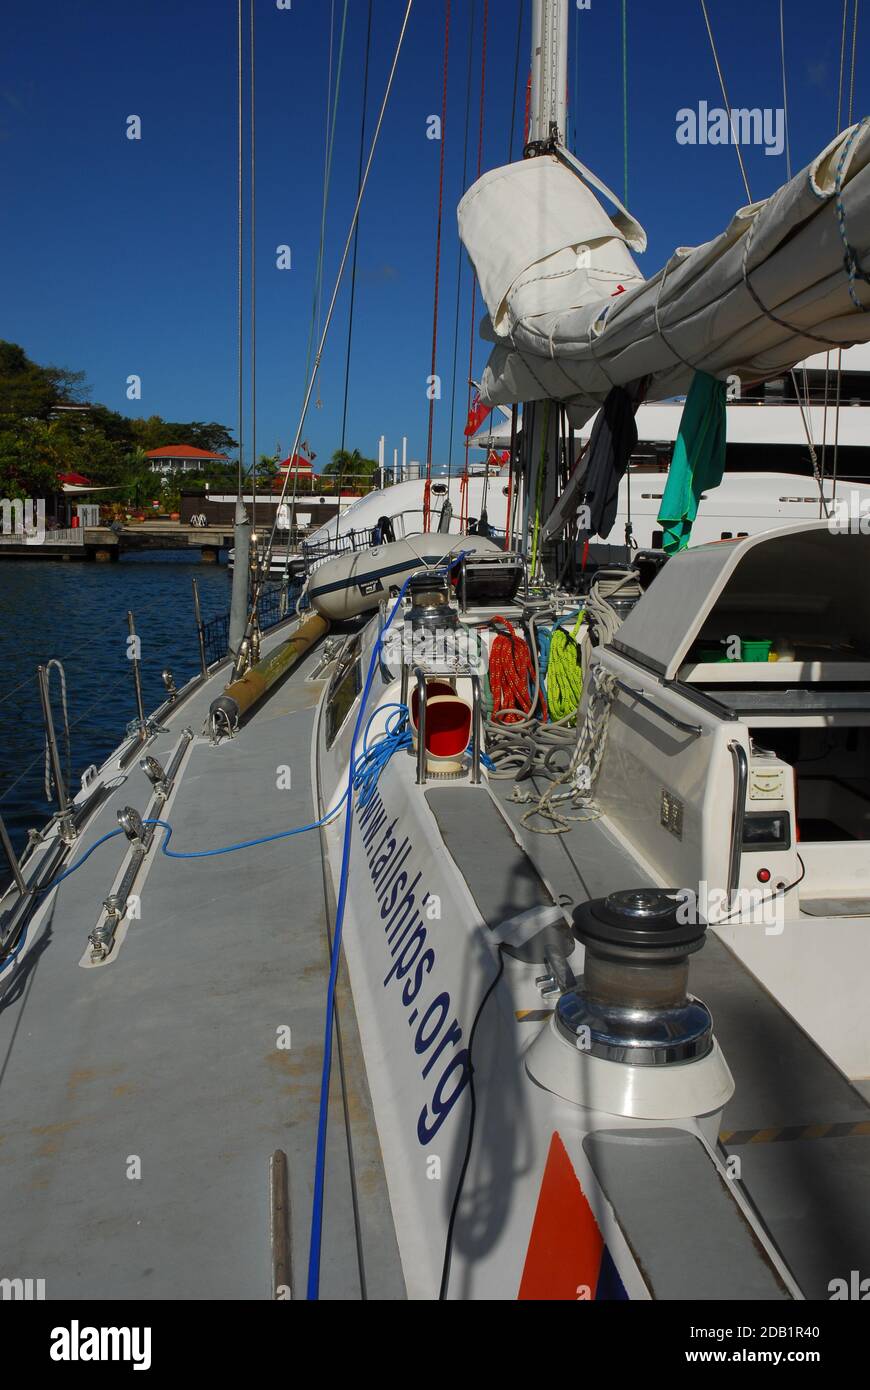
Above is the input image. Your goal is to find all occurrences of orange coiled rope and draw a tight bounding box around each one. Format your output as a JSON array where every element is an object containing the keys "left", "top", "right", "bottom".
[{"left": 488, "top": 617, "right": 547, "bottom": 724}]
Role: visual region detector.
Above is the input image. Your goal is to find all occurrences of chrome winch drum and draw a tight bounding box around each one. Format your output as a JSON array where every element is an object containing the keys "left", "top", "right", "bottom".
[
  {"left": 559, "top": 888, "right": 713, "bottom": 1066},
  {"left": 407, "top": 573, "right": 458, "bottom": 635}
]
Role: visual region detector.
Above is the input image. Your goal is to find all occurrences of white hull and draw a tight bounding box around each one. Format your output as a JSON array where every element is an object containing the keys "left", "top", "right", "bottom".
[{"left": 227, "top": 547, "right": 305, "bottom": 578}]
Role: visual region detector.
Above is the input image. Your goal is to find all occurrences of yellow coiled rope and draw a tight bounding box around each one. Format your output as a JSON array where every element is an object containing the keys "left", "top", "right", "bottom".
[{"left": 545, "top": 613, "right": 584, "bottom": 723}]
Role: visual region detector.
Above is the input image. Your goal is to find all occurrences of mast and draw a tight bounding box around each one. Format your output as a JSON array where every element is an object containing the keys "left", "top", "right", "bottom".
[
  {"left": 522, "top": 2, "right": 569, "bottom": 574},
  {"left": 528, "top": 0, "right": 569, "bottom": 148}
]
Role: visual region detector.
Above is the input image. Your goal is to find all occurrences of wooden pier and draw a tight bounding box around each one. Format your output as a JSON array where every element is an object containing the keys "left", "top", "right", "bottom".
[{"left": 0, "top": 521, "right": 234, "bottom": 562}]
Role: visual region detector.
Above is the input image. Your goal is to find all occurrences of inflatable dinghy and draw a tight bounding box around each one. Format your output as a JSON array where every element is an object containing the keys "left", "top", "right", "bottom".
[{"left": 307, "top": 533, "right": 502, "bottom": 621}]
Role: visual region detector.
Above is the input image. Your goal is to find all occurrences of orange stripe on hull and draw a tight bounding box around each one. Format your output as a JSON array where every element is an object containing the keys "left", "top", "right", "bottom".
[{"left": 518, "top": 1131, "right": 604, "bottom": 1301}]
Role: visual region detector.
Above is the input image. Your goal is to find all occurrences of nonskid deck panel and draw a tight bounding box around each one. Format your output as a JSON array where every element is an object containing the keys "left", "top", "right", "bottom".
[
  {"left": 0, "top": 634, "right": 402, "bottom": 1299},
  {"left": 490, "top": 773, "right": 870, "bottom": 1299}
]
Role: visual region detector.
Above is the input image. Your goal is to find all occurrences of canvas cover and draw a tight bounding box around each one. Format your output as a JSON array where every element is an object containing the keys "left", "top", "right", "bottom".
[{"left": 458, "top": 123, "right": 870, "bottom": 424}]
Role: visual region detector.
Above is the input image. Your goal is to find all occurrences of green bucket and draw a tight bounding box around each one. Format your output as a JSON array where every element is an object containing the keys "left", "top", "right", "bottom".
[
  {"left": 697, "top": 645, "right": 735, "bottom": 663},
  {"left": 740, "top": 638, "right": 773, "bottom": 662}
]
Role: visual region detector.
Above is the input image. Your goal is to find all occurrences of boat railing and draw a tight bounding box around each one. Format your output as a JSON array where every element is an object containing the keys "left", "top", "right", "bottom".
[
  {"left": 0, "top": 573, "right": 299, "bottom": 914},
  {"left": 200, "top": 583, "right": 287, "bottom": 666},
  {"left": 302, "top": 523, "right": 510, "bottom": 580},
  {"left": 301, "top": 527, "right": 380, "bottom": 575}
]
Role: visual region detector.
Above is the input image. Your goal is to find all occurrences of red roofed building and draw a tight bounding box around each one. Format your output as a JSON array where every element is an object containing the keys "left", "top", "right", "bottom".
[
  {"left": 146, "top": 445, "right": 229, "bottom": 475},
  {"left": 272, "top": 453, "right": 314, "bottom": 492}
]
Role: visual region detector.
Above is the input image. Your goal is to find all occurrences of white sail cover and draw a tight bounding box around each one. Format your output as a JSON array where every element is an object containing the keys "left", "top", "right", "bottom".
[{"left": 458, "top": 123, "right": 870, "bottom": 424}]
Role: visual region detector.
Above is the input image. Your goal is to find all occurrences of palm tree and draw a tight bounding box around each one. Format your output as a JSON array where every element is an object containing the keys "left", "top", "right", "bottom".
[{"left": 323, "top": 447, "right": 378, "bottom": 492}]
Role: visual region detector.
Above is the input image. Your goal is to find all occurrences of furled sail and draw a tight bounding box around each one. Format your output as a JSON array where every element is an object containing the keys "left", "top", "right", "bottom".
[{"left": 458, "top": 121, "right": 870, "bottom": 424}]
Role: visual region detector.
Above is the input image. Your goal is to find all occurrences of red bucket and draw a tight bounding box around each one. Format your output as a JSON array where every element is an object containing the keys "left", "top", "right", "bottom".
[{"left": 413, "top": 693, "right": 472, "bottom": 773}]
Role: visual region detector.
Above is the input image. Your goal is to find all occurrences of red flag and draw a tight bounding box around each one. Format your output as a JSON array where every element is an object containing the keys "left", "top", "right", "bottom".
[
  {"left": 464, "top": 394, "right": 492, "bottom": 437},
  {"left": 487, "top": 449, "right": 510, "bottom": 468}
]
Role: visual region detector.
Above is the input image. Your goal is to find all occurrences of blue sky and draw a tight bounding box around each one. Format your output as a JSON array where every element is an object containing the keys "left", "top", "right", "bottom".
[{"left": 1, "top": 0, "right": 866, "bottom": 475}]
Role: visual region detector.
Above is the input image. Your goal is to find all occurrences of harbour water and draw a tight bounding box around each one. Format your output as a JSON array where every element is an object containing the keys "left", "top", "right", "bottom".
[{"left": 0, "top": 555, "right": 234, "bottom": 869}]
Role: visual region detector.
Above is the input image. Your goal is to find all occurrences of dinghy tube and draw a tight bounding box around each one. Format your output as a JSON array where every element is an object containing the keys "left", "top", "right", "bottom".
[{"left": 308, "top": 533, "right": 502, "bottom": 622}]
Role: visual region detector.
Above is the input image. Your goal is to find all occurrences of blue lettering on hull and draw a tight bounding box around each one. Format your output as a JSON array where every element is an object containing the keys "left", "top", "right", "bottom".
[{"left": 356, "top": 789, "right": 470, "bottom": 1142}]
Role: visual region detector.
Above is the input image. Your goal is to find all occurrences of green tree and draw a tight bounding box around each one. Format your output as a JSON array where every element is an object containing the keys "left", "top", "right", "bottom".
[
  {"left": 0, "top": 420, "right": 66, "bottom": 498},
  {"left": 323, "top": 447, "right": 379, "bottom": 492},
  {"left": 0, "top": 341, "right": 87, "bottom": 421},
  {"left": 0, "top": 340, "right": 237, "bottom": 505},
  {"left": 250, "top": 452, "right": 279, "bottom": 489}
]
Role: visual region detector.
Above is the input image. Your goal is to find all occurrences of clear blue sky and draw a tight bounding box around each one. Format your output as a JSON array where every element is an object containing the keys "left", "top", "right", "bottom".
[{"left": 1, "top": 1, "right": 865, "bottom": 475}]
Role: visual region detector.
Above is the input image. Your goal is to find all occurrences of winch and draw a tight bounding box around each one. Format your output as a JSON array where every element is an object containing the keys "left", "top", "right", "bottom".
[
  {"left": 407, "top": 573, "right": 458, "bottom": 634},
  {"left": 525, "top": 886, "right": 734, "bottom": 1122},
  {"left": 558, "top": 889, "right": 712, "bottom": 1065}
]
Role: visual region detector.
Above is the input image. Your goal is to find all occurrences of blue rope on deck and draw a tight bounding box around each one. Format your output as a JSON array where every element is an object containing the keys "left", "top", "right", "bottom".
[{"left": 306, "top": 576, "right": 413, "bottom": 1299}]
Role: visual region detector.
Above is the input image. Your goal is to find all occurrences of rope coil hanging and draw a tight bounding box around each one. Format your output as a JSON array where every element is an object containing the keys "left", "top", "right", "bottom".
[
  {"left": 545, "top": 614, "right": 584, "bottom": 722},
  {"left": 487, "top": 616, "right": 547, "bottom": 724}
]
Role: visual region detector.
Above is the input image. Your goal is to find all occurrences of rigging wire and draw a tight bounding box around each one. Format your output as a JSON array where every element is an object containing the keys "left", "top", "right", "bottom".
[
  {"left": 701, "top": 0, "right": 840, "bottom": 512},
  {"left": 250, "top": 0, "right": 257, "bottom": 534},
  {"left": 621, "top": 0, "right": 628, "bottom": 204},
  {"left": 301, "top": 1, "right": 350, "bottom": 407},
  {"left": 831, "top": 2, "right": 859, "bottom": 505},
  {"left": 837, "top": 0, "right": 849, "bottom": 130},
  {"left": 779, "top": 0, "right": 791, "bottom": 181},
  {"left": 848, "top": 0, "right": 860, "bottom": 125},
  {"left": 461, "top": 0, "right": 490, "bottom": 525},
  {"left": 820, "top": 349, "right": 831, "bottom": 512},
  {"left": 698, "top": 0, "right": 753, "bottom": 204},
  {"left": 264, "top": 1, "right": 416, "bottom": 602},
  {"left": 446, "top": 0, "right": 477, "bottom": 484},
  {"left": 509, "top": 0, "right": 525, "bottom": 163},
  {"left": 307, "top": 0, "right": 335, "bottom": 397},
  {"left": 572, "top": 0, "right": 578, "bottom": 153},
  {"left": 337, "top": 0, "right": 374, "bottom": 498},
  {"left": 319, "top": 0, "right": 337, "bottom": 352},
  {"left": 236, "top": 0, "right": 244, "bottom": 497},
  {"left": 0, "top": 669, "right": 37, "bottom": 710},
  {"left": 832, "top": 348, "right": 844, "bottom": 503},
  {"left": 424, "top": 0, "right": 452, "bottom": 532},
  {"left": 790, "top": 369, "right": 830, "bottom": 517},
  {"left": 0, "top": 663, "right": 165, "bottom": 812}
]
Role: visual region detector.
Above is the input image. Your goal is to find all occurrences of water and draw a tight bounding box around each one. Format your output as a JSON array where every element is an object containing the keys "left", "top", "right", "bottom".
[{"left": 0, "top": 554, "right": 233, "bottom": 864}]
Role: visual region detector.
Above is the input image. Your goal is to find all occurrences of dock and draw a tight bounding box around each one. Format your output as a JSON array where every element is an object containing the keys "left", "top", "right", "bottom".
[{"left": 0, "top": 522, "right": 235, "bottom": 562}]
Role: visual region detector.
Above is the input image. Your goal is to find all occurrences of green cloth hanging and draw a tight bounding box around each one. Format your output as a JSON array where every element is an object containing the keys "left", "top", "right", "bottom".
[{"left": 657, "top": 372, "right": 727, "bottom": 553}]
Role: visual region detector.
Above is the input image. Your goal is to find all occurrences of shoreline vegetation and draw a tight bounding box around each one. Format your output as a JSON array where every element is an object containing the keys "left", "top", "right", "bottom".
[{"left": 0, "top": 341, "right": 379, "bottom": 518}]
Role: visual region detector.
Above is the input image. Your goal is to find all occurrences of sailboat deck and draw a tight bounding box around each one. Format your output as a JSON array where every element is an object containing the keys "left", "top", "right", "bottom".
[
  {"left": 0, "top": 631, "right": 403, "bottom": 1300},
  {"left": 484, "top": 773, "right": 870, "bottom": 1300}
]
